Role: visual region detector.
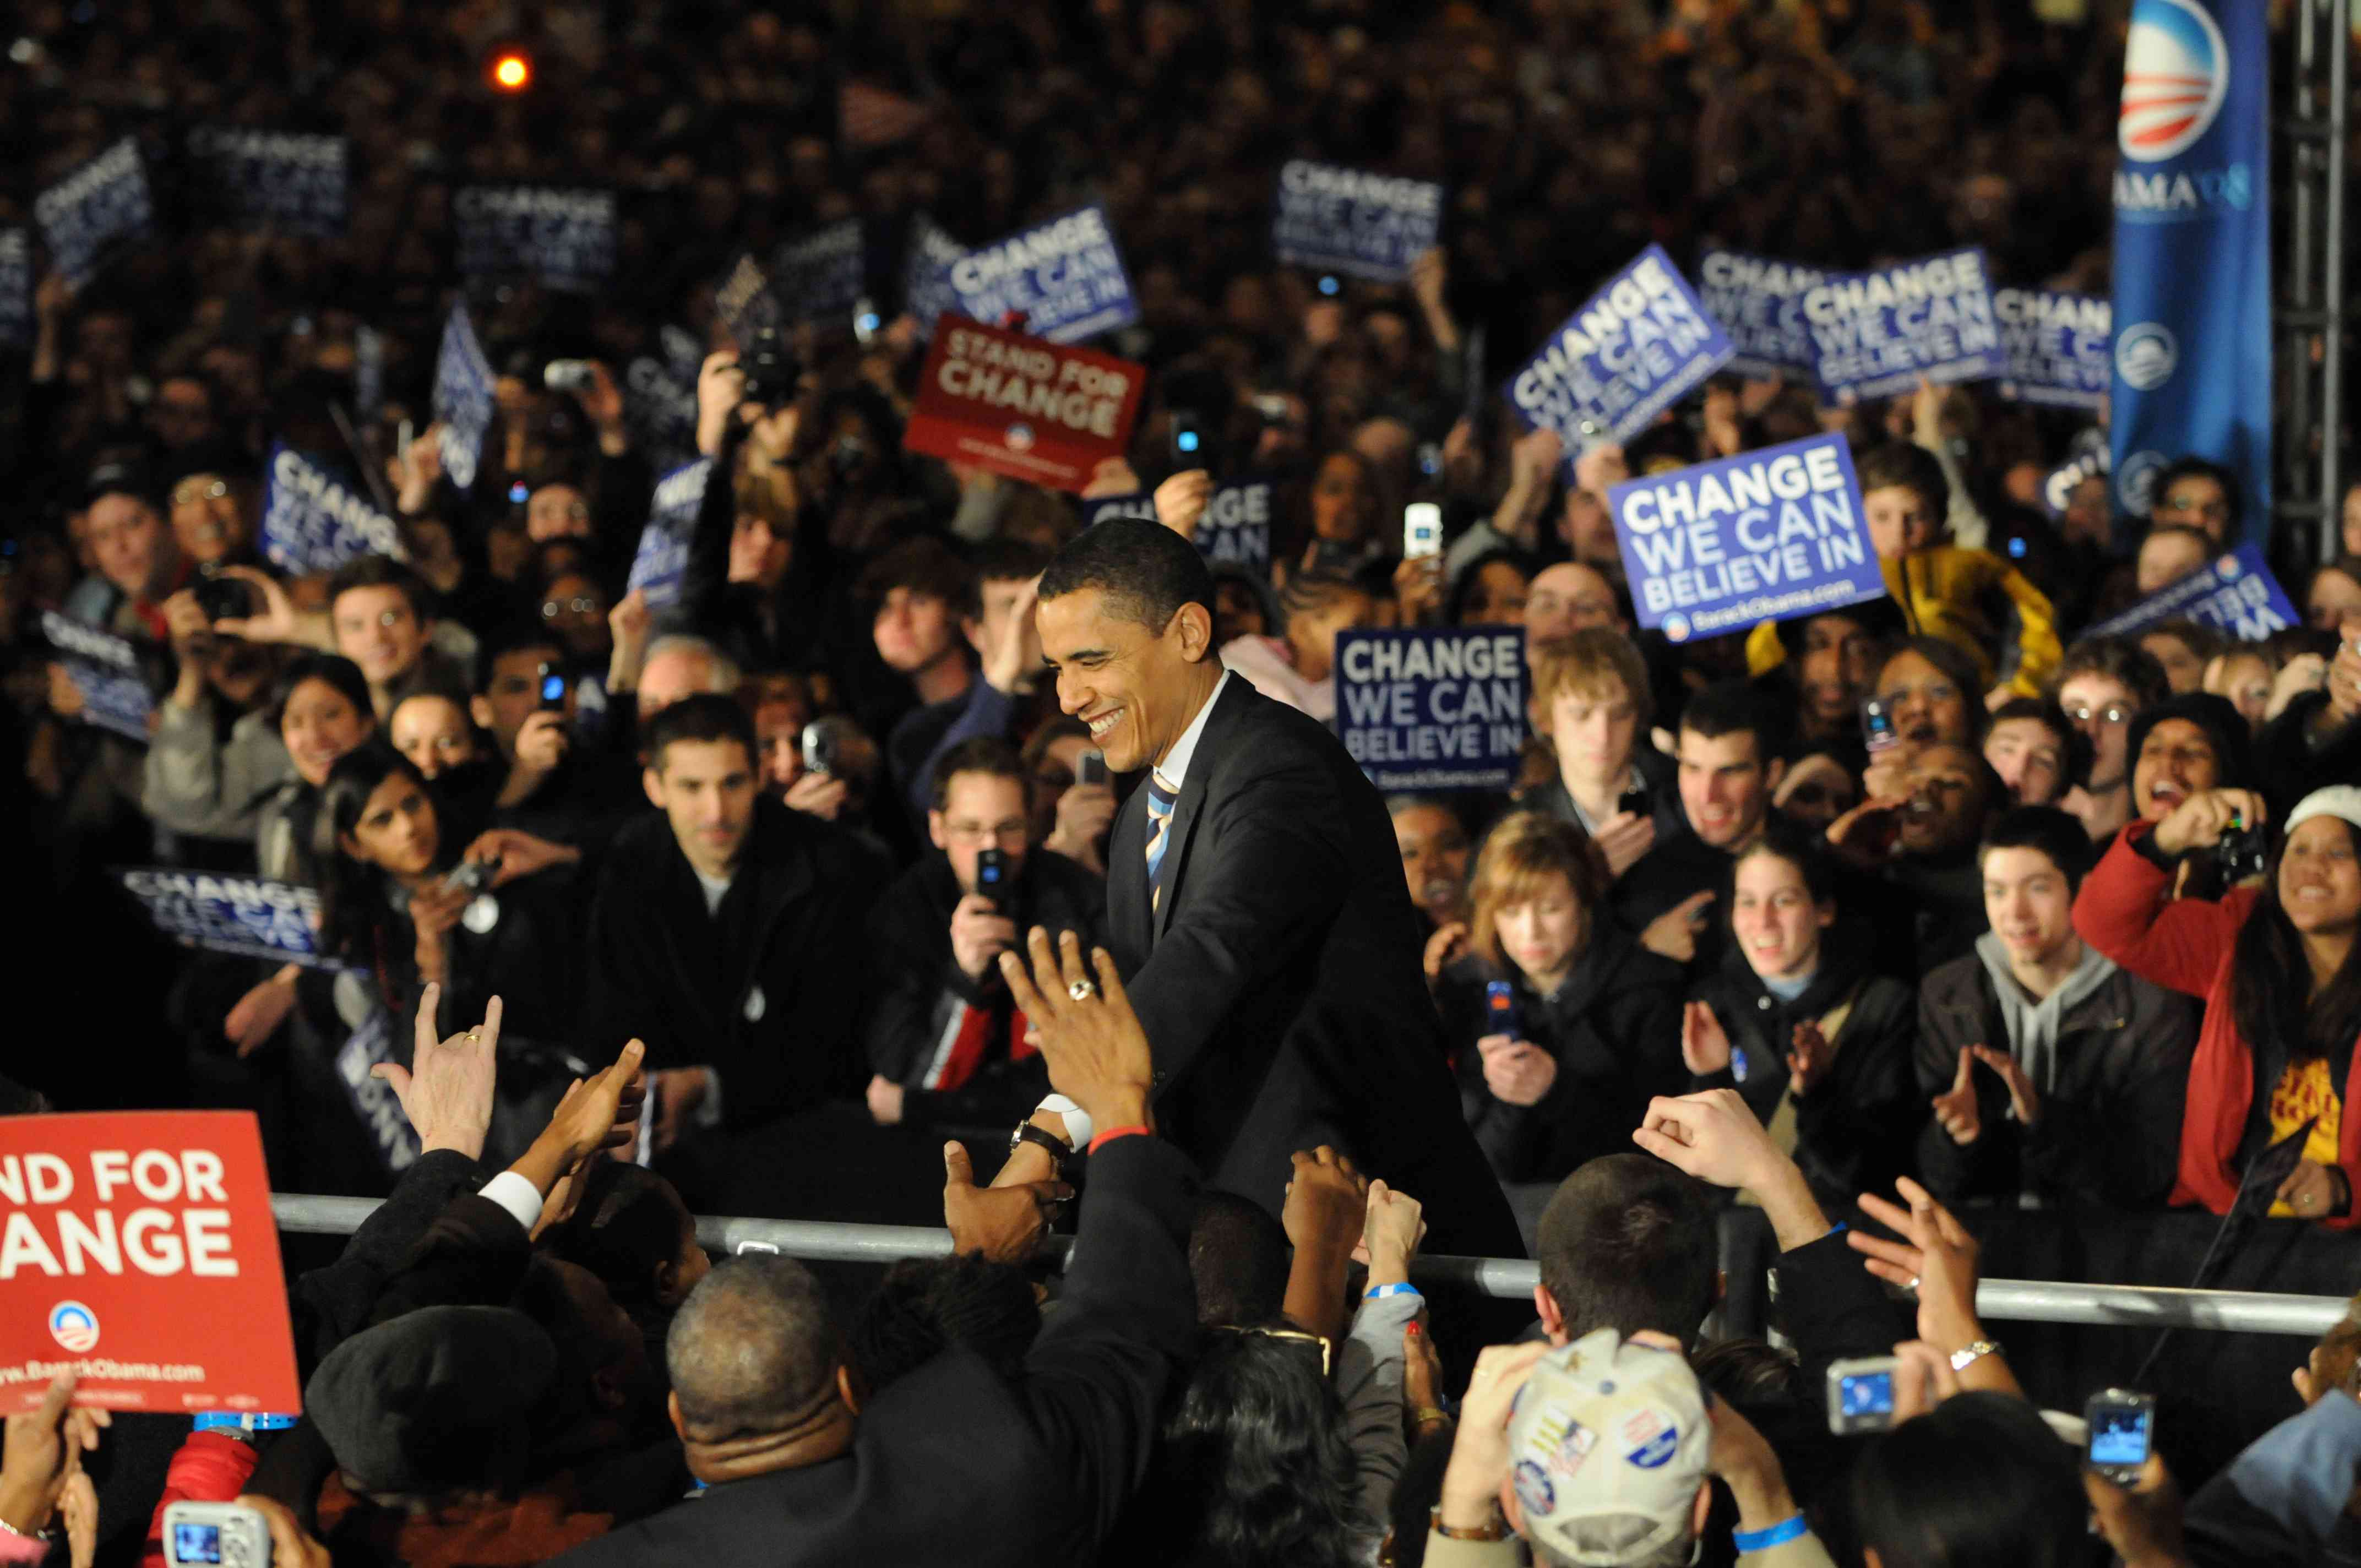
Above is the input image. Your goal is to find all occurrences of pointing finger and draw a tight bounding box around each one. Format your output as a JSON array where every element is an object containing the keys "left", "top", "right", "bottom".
[{"left": 413, "top": 982, "right": 442, "bottom": 1059}]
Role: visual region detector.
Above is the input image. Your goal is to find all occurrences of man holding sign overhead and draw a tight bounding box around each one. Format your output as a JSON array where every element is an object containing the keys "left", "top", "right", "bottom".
[{"left": 1030, "top": 518, "right": 1519, "bottom": 1255}]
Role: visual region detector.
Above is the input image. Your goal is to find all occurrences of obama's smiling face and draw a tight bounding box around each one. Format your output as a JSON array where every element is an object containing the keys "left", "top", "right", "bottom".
[{"left": 1036, "top": 586, "right": 1218, "bottom": 776}]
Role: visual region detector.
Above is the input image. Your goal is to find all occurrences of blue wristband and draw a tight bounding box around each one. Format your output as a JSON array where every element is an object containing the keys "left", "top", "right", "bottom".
[
  {"left": 1364, "top": 1282, "right": 1422, "bottom": 1302},
  {"left": 1732, "top": 1514, "right": 1809, "bottom": 1554},
  {"left": 193, "top": 1412, "right": 298, "bottom": 1434}
]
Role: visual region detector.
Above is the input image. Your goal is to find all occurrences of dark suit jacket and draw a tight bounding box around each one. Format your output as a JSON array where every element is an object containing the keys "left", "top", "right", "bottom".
[
  {"left": 548, "top": 1135, "right": 1201, "bottom": 1568},
  {"left": 583, "top": 797, "right": 887, "bottom": 1129},
  {"left": 1107, "top": 674, "right": 1521, "bottom": 1257}
]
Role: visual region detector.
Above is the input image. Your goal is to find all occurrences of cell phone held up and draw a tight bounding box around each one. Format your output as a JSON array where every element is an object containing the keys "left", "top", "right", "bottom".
[
  {"left": 1403, "top": 502, "right": 1443, "bottom": 562},
  {"left": 975, "top": 846, "right": 1010, "bottom": 911},
  {"left": 1860, "top": 695, "right": 1900, "bottom": 758},
  {"left": 1484, "top": 979, "right": 1522, "bottom": 1042},
  {"left": 2084, "top": 1389, "right": 2156, "bottom": 1484},
  {"left": 536, "top": 663, "right": 568, "bottom": 714},
  {"left": 1825, "top": 1356, "right": 1898, "bottom": 1435},
  {"left": 1076, "top": 749, "right": 1109, "bottom": 788},
  {"left": 1617, "top": 785, "right": 1650, "bottom": 820},
  {"left": 801, "top": 721, "right": 836, "bottom": 777},
  {"left": 1169, "top": 407, "right": 1206, "bottom": 469},
  {"left": 165, "top": 1502, "right": 271, "bottom": 1568}
]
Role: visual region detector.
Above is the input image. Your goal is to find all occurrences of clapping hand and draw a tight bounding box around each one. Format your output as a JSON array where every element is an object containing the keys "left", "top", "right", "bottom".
[
  {"left": 1785, "top": 1020, "right": 1833, "bottom": 1096},
  {"left": 1930, "top": 1049, "right": 1981, "bottom": 1146},
  {"left": 1680, "top": 999, "right": 1732, "bottom": 1076}
]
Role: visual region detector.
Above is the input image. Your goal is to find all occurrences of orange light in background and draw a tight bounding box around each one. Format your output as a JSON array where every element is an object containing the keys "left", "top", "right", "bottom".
[{"left": 490, "top": 51, "right": 531, "bottom": 91}]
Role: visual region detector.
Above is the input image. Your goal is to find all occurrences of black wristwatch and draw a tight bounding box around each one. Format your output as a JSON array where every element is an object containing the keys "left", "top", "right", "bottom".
[{"left": 1008, "top": 1121, "right": 1072, "bottom": 1164}]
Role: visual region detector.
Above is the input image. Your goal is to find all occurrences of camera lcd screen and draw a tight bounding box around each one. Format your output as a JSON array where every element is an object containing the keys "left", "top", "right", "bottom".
[
  {"left": 1838, "top": 1372, "right": 1894, "bottom": 1418},
  {"left": 173, "top": 1525, "right": 222, "bottom": 1565},
  {"left": 2090, "top": 1407, "right": 2151, "bottom": 1467},
  {"left": 540, "top": 673, "right": 567, "bottom": 703}
]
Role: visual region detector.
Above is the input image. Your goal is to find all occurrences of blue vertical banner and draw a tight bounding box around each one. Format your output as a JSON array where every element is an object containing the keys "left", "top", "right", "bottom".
[{"left": 2109, "top": 0, "right": 2268, "bottom": 530}]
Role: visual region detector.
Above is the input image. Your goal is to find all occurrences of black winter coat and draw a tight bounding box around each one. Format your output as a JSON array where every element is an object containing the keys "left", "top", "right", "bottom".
[
  {"left": 1687, "top": 919, "right": 1921, "bottom": 1214},
  {"left": 867, "top": 849, "right": 1107, "bottom": 1134},
  {"left": 1912, "top": 948, "right": 2197, "bottom": 1208},
  {"left": 583, "top": 796, "right": 889, "bottom": 1128},
  {"left": 1440, "top": 930, "right": 1686, "bottom": 1184}
]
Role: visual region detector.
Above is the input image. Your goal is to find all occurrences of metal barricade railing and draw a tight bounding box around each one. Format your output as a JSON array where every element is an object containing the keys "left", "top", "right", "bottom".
[{"left": 269, "top": 1194, "right": 2351, "bottom": 1338}]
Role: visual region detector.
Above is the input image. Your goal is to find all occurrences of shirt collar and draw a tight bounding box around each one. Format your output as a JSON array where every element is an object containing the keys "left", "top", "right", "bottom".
[{"left": 1154, "top": 669, "right": 1231, "bottom": 790}]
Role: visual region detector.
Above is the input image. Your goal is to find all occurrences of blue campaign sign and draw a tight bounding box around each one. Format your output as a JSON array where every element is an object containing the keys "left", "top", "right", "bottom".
[
  {"left": 1082, "top": 480, "right": 1274, "bottom": 570},
  {"left": 116, "top": 868, "right": 338, "bottom": 967},
  {"left": 1504, "top": 244, "right": 1734, "bottom": 448},
  {"left": 433, "top": 304, "right": 496, "bottom": 491},
  {"left": 2088, "top": 543, "right": 2298, "bottom": 643},
  {"left": 1803, "top": 247, "right": 2006, "bottom": 405},
  {"left": 715, "top": 253, "right": 784, "bottom": 346},
  {"left": 454, "top": 184, "right": 616, "bottom": 291},
  {"left": 904, "top": 215, "right": 967, "bottom": 331},
  {"left": 1337, "top": 628, "right": 1527, "bottom": 792},
  {"left": 41, "top": 611, "right": 154, "bottom": 744},
  {"left": 623, "top": 351, "right": 698, "bottom": 470},
  {"left": 627, "top": 459, "right": 714, "bottom": 609},
  {"left": 1695, "top": 249, "right": 1827, "bottom": 378},
  {"left": 1608, "top": 433, "right": 1882, "bottom": 643},
  {"left": 35, "top": 137, "right": 153, "bottom": 290},
  {"left": 335, "top": 1011, "right": 422, "bottom": 1175},
  {"left": 1994, "top": 288, "right": 2110, "bottom": 410},
  {"left": 186, "top": 127, "right": 347, "bottom": 238},
  {"left": 771, "top": 219, "right": 866, "bottom": 322},
  {"left": 944, "top": 204, "right": 1139, "bottom": 344},
  {"left": 260, "top": 446, "right": 404, "bottom": 574},
  {"left": 1081, "top": 494, "right": 1157, "bottom": 528},
  {"left": 0, "top": 228, "right": 27, "bottom": 349},
  {"left": 1271, "top": 161, "right": 1444, "bottom": 284}
]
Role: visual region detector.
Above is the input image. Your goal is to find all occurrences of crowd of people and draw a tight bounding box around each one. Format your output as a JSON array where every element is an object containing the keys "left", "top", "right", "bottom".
[{"left": 8, "top": 1, "right": 2361, "bottom": 1565}]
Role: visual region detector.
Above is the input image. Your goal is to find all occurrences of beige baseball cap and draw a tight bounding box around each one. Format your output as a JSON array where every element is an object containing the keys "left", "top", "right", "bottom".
[{"left": 1505, "top": 1328, "right": 1711, "bottom": 1566}]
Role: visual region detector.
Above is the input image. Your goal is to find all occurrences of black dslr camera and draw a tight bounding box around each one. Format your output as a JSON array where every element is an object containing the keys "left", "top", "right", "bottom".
[
  {"left": 2215, "top": 813, "right": 2267, "bottom": 885},
  {"left": 739, "top": 326, "right": 799, "bottom": 409}
]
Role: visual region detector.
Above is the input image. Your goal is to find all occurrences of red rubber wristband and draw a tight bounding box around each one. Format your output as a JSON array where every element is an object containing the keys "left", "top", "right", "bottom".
[{"left": 1086, "top": 1124, "right": 1152, "bottom": 1156}]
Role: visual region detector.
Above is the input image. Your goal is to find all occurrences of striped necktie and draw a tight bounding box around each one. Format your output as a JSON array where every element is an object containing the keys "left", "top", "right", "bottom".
[{"left": 1143, "top": 769, "right": 1178, "bottom": 912}]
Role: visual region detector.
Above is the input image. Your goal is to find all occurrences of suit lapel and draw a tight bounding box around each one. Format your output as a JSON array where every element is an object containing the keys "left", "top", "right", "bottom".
[
  {"left": 1109, "top": 782, "right": 1152, "bottom": 958},
  {"left": 1152, "top": 678, "right": 1250, "bottom": 939}
]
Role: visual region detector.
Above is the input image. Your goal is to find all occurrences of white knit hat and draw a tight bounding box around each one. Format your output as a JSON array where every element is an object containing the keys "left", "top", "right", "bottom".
[{"left": 2286, "top": 786, "right": 2361, "bottom": 840}]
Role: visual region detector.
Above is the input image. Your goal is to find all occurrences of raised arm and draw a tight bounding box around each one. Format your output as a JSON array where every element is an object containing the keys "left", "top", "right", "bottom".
[{"left": 2073, "top": 793, "right": 2259, "bottom": 998}]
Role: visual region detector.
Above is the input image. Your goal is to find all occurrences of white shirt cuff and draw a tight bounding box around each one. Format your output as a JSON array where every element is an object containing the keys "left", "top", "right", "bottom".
[
  {"left": 478, "top": 1170, "right": 547, "bottom": 1233},
  {"left": 695, "top": 1070, "right": 724, "bottom": 1129}
]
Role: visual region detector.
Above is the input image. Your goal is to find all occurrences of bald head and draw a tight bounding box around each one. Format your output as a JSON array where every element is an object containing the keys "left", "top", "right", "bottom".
[
  {"left": 638, "top": 634, "right": 742, "bottom": 721},
  {"left": 667, "top": 1256, "right": 839, "bottom": 1443}
]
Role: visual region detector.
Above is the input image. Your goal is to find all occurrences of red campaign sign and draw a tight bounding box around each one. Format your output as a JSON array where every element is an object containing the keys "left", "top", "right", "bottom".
[
  {"left": 902, "top": 314, "right": 1145, "bottom": 494},
  {"left": 0, "top": 1112, "right": 301, "bottom": 1413}
]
